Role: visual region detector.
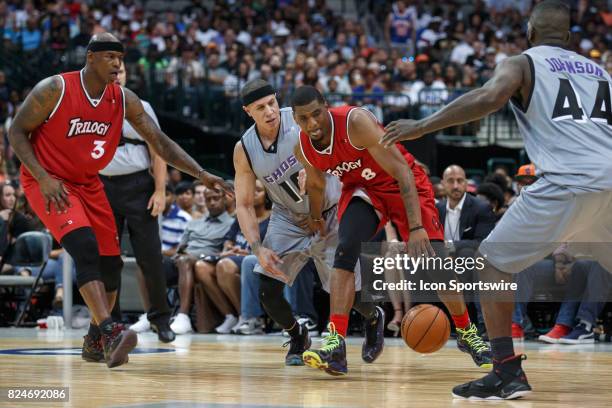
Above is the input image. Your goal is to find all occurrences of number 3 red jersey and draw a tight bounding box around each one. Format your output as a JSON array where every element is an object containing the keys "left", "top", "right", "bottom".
[
  {"left": 298, "top": 105, "right": 443, "bottom": 241},
  {"left": 20, "top": 70, "right": 124, "bottom": 185}
]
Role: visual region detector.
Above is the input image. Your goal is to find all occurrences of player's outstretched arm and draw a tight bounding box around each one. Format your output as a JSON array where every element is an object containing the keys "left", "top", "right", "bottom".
[
  {"left": 123, "top": 87, "right": 232, "bottom": 195},
  {"left": 381, "top": 55, "right": 528, "bottom": 147},
  {"left": 233, "top": 142, "right": 263, "bottom": 249},
  {"left": 8, "top": 76, "right": 71, "bottom": 213},
  {"left": 350, "top": 108, "right": 434, "bottom": 257},
  {"left": 293, "top": 142, "right": 327, "bottom": 236},
  {"left": 234, "top": 141, "right": 285, "bottom": 279}
]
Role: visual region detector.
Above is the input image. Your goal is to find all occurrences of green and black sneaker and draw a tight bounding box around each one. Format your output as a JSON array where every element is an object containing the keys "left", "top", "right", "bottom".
[
  {"left": 456, "top": 322, "right": 493, "bottom": 369},
  {"left": 302, "top": 323, "right": 347, "bottom": 376}
]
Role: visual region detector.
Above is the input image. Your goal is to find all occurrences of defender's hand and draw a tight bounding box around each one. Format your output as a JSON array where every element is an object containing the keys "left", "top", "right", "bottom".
[
  {"left": 199, "top": 171, "right": 235, "bottom": 199},
  {"left": 381, "top": 119, "right": 426, "bottom": 148}
]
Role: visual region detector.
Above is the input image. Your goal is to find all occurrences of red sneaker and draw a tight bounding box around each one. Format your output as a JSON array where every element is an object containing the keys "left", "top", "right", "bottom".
[
  {"left": 511, "top": 323, "right": 524, "bottom": 340},
  {"left": 538, "top": 324, "right": 571, "bottom": 344},
  {"left": 101, "top": 323, "right": 137, "bottom": 368}
]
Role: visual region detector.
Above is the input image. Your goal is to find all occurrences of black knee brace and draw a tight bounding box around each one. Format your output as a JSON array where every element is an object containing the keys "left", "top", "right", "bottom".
[
  {"left": 100, "top": 255, "right": 124, "bottom": 292},
  {"left": 60, "top": 227, "right": 101, "bottom": 289},
  {"left": 259, "top": 274, "right": 295, "bottom": 328},
  {"left": 333, "top": 198, "right": 380, "bottom": 271}
]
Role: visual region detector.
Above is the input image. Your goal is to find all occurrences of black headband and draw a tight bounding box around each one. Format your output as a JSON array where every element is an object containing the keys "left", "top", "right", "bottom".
[
  {"left": 242, "top": 84, "right": 275, "bottom": 106},
  {"left": 87, "top": 41, "right": 125, "bottom": 53}
]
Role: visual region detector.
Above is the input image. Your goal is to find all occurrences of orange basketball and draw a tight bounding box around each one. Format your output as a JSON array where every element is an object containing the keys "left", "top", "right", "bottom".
[{"left": 401, "top": 304, "right": 450, "bottom": 354}]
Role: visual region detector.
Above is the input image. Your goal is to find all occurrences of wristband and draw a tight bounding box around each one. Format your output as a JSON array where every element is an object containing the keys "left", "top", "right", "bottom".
[{"left": 409, "top": 225, "right": 424, "bottom": 233}]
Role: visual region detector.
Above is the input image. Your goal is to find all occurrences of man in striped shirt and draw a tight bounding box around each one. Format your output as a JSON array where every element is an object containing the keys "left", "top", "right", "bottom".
[{"left": 161, "top": 184, "right": 192, "bottom": 256}]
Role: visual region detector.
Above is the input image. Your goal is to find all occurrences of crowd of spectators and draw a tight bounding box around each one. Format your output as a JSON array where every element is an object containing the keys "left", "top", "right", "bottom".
[{"left": 0, "top": 0, "right": 610, "bottom": 134}]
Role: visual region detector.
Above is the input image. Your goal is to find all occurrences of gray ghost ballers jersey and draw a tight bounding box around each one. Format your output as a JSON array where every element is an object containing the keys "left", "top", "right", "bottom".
[
  {"left": 511, "top": 46, "right": 612, "bottom": 192},
  {"left": 241, "top": 107, "right": 339, "bottom": 220}
]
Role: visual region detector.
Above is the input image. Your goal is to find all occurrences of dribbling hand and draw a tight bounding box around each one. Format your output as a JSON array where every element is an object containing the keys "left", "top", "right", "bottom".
[
  {"left": 39, "top": 175, "right": 71, "bottom": 214},
  {"left": 407, "top": 228, "right": 436, "bottom": 260}
]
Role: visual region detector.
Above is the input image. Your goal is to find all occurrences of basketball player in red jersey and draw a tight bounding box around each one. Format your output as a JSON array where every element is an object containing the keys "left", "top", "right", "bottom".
[
  {"left": 8, "top": 33, "right": 231, "bottom": 368},
  {"left": 290, "top": 86, "right": 491, "bottom": 375}
]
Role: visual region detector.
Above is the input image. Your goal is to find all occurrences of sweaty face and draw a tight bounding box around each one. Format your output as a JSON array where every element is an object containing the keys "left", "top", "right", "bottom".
[
  {"left": 205, "top": 189, "right": 225, "bottom": 217},
  {"left": 244, "top": 94, "right": 279, "bottom": 132},
  {"left": 90, "top": 50, "right": 124, "bottom": 84},
  {"left": 293, "top": 100, "right": 330, "bottom": 144}
]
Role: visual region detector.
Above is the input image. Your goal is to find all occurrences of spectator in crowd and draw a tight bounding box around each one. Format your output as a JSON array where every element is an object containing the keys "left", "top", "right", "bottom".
[
  {"left": 191, "top": 180, "right": 208, "bottom": 220},
  {"left": 175, "top": 181, "right": 195, "bottom": 216},
  {"left": 196, "top": 180, "right": 270, "bottom": 333},
  {"left": 169, "top": 187, "right": 233, "bottom": 334},
  {"left": 437, "top": 165, "right": 497, "bottom": 332},
  {"left": 512, "top": 247, "right": 610, "bottom": 344},
  {"left": 167, "top": 168, "right": 182, "bottom": 189},
  {"left": 515, "top": 163, "right": 538, "bottom": 195},
  {"left": 476, "top": 182, "right": 506, "bottom": 220},
  {"left": 385, "top": 0, "right": 418, "bottom": 56},
  {"left": 160, "top": 184, "right": 192, "bottom": 257}
]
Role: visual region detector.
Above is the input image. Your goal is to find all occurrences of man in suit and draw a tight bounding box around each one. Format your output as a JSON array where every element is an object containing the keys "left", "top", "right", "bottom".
[
  {"left": 437, "top": 165, "right": 497, "bottom": 250},
  {"left": 436, "top": 165, "right": 497, "bottom": 333}
]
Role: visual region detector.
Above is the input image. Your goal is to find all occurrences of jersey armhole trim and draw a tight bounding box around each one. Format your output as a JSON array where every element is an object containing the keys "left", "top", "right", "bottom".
[
  {"left": 298, "top": 136, "right": 315, "bottom": 168},
  {"left": 523, "top": 54, "right": 535, "bottom": 112},
  {"left": 47, "top": 75, "right": 65, "bottom": 121},
  {"left": 120, "top": 86, "right": 126, "bottom": 122},
  {"left": 346, "top": 108, "right": 369, "bottom": 151},
  {"left": 240, "top": 137, "right": 254, "bottom": 172}
]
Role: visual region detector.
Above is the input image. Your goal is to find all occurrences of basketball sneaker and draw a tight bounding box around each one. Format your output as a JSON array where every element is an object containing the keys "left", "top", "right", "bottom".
[
  {"left": 101, "top": 323, "right": 138, "bottom": 368},
  {"left": 538, "top": 323, "right": 571, "bottom": 344},
  {"left": 81, "top": 334, "right": 104, "bottom": 363},
  {"left": 452, "top": 354, "right": 532, "bottom": 400},
  {"left": 362, "top": 306, "right": 385, "bottom": 363},
  {"left": 456, "top": 322, "right": 493, "bottom": 369},
  {"left": 283, "top": 322, "right": 311, "bottom": 366},
  {"left": 302, "top": 322, "right": 347, "bottom": 376}
]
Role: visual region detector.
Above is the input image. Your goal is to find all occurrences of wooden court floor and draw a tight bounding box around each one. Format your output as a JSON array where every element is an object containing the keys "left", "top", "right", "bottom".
[{"left": 0, "top": 328, "right": 611, "bottom": 408}]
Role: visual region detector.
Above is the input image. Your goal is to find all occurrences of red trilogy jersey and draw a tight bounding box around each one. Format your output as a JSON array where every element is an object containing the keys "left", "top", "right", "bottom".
[
  {"left": 21, "top": 70, "right": 124, "bottom": 185},
  {"left": 298, "top": 105, "right": 416, "bottom": 194},
  {"left": 298, "top": 105, "right": 444, "bottom": 241}
]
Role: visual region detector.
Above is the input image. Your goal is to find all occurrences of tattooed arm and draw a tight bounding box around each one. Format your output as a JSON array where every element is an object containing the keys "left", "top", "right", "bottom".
[
  {"left": 123, "top": 87, "right": 232, "bottom": 194},
  {"left": 8, "top": 76, "right": 70, "bottom": 213},
  {"left": 347, "top": 108, "right": 435, "bottom": 257}
]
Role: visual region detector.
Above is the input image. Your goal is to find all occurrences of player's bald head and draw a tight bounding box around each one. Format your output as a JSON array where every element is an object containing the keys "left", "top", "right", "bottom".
[
  {"left": 88, "top": 32, "right": 121, "bottom": 46},
  {"left": 528, "top": 0, "right": 571, "bottom": 46}
]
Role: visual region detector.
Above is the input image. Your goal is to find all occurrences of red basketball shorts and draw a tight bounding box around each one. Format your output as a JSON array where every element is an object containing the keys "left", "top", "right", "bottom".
[{"left": 23, "top": 176, "right": 120, "bottom": 256}]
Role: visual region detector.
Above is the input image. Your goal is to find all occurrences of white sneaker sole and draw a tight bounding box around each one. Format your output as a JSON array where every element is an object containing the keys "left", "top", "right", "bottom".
[
  {"left": 557, "top": 337, "right": 595, "bottom": 344},
  {"left": 538, "top": 335, "right": 560, "bottom": 344},
  {"left": 452, "top": 390, "right": 532, "bottom": 400}
]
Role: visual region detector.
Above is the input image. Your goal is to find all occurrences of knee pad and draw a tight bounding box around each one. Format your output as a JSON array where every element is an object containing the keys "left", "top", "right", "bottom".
[
  {"left": 99, "top": 256, "right": 124, "bottom": 292},
  {"left": 61, "top": 227, "right": 101, "bottom": 289},
  {"left": 333, "top": 236, "right": 361, "bottom": 272}
]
